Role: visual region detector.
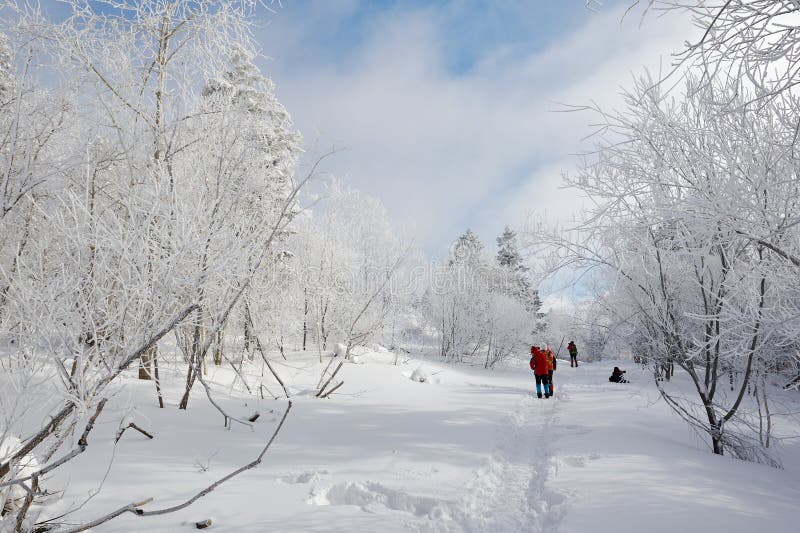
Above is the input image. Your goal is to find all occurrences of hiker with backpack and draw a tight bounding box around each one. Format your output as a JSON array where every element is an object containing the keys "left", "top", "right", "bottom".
[
  {"left": 568, "top": 340, "right": 578, "bottom": 367},
  {"left": 545, "top": 344, "right": 557, "bottom": 396},
  {"left": 529, "top": 345, "right": 551, "bottom": 399}
]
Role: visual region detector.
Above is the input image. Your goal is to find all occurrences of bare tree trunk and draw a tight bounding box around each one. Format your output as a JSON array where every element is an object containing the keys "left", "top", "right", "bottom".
[
  {"left": 764, "top": 381, "right": 773, "bottom": 448},
  {"left": 315, "top": 302, "right": 324, "bottom": 364},
  {"left": 440, "top": 311, "right": 446, "bottom": 359},
  {"left": 320, "top": 297, "right": 329, "bottom": 350},
  {"left": 243, "top": 298, "right": 252, "bottom": 355},
  {"left": 153, "top": 347, "right": 164, "bottom": 408},
  {"left": 213, "top": 326, "right": 225, "bottom": 366},
  {"left": 710, "top": 418, "right": 724, "bottom": 455},
  {"left": 485, "top": 328, "right": 492, "bottom": 369},
  {"left": 756, "top": 372, "right": 773, "bottom": 448},
  {"left": 302, "top": 287, "right": 308, "bottom": 351},
  {"left": 179, "top": 309, "right": 204, "bottom": 410},
  {"left": 755, "top": 380, "right": 764, "bottom": 446},
  {"left": 199, "top": 321, "right": 208, "bottom": 377},
  {"left": 138, "top": 347, "right": 154, "bottom": 380}
]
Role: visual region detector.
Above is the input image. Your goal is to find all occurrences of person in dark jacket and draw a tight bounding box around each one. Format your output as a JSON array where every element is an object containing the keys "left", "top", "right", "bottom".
[
  {"left": 609, "top": 366, "right": 627, "bottom": 383},
  {"left": 530, "top": 345, "right": 551, "bottom": 398},
  {"left": 567, "top": 341, "right": 578, "bottom": 367}
]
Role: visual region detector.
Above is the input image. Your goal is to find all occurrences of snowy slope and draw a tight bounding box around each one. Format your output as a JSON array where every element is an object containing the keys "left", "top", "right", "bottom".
[{"left": 26, "top": 353, "right": 800, "bottom": 532}]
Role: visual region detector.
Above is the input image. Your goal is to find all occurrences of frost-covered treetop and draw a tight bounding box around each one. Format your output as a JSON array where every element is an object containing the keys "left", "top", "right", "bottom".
[
  {"left": 449, "top": 228, "right": 484, "bottom": 265},
  {"left": 0, "top": 32, "right": 13, "bottom": 97}
]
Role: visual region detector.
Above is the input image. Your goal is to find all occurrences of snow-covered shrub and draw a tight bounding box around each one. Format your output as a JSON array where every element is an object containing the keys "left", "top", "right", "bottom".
[
  {"left": 410, "top": 366, "right": 428, "bottom": 383},
  {"left": 333, "top": 343, "right": 347, "bottom": 358}
]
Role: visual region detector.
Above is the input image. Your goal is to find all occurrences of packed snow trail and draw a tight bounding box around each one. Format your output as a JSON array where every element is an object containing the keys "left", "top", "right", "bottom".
[
  {"left": 443, "top": 387, "right": 568, "bottom": 533},
  {"left": 42, "top": 351, "right": 800, "bottom": 532},
  {"left": 307, "top": 377, "right": 569, "bottom": 533}
]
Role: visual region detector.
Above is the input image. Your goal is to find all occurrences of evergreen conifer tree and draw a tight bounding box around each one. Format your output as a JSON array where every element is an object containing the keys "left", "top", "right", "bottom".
[
  {"left": 495, "top": 225, "right": 540, "bottom": 313},
  {"left": 449, "top": 228, "right": 484, "bottom": 266}
]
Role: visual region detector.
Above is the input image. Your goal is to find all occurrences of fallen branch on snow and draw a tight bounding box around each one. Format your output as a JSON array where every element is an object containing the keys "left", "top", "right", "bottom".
[
  {"left": 53, "top": 401, "right": 292, "bottom": 533},
  {"left": 115, "top": 423, "right": 154, "bottom": 444}
]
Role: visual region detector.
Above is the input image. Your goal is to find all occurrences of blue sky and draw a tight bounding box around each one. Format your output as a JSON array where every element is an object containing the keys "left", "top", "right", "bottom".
[
  {"left": 248, "top": 1, "right": 696, "bottom": 261},
  {"left": 257, "top": 1, "right": 612, "bottom": 76}
]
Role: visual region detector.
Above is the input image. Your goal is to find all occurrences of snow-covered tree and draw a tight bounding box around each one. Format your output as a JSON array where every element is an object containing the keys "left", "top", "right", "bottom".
[
  {"left": 0, "top": 1, "right": 306, "bottom": 528},
  {"left": 449, "top": 228, "right": 483, "bottom": 266},
  {"left": 434, "top": 228, "right": 535, "bottom": 366},
  {"left": 0, "top": 32, "right": 12, "bottom": 97},
  {"left": 531, "top": 73, "right": 800, "bottom": 463},
  {"left": 171, "top": 44, "right": 302, "bottom": 407},
  {"left": 628, "top": 1, "right": 800, "bottom": 100},
  {"left": 496, "top": 225, "right": 540, "bottom": 312},
  {"left": 496, "top": 226, "right": 523, "bottom": 269}
]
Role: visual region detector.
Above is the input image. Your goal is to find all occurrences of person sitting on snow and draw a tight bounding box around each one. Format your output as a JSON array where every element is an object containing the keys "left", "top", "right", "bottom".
[
  {"left": 530, "top": 345, "right": 551, "bottom": 399},
  {"left": 609, "top": 366, "right": 628, "bottom": 383}
]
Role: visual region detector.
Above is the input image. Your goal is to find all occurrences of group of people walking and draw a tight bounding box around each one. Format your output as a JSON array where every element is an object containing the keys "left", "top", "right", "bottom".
[
  {"left": 529, "top": 340, "right": 629, "bottom": 395},
  {"left": 529, "top": 340, "right": 579, "bottom": 399}
]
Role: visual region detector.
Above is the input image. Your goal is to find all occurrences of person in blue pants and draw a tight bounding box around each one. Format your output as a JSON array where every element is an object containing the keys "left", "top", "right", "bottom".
[{"left": 529, "top": 345, "right": 551, "bottom": 398}]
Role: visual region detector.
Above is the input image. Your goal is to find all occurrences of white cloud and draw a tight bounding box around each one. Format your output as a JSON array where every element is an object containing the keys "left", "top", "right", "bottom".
[{"left": 256, "top": 3, "right": 698, "bottom": 257}]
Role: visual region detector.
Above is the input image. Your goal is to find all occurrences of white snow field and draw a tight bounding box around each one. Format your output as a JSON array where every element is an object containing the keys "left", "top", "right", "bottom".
[{"left": 24, "top": 352, "right": 800, "bottom": 532}]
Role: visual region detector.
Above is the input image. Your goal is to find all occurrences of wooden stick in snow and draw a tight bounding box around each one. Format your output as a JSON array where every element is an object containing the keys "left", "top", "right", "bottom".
[
  {"left": 320, "top": 381, "right": 344, "bottom": 399},
  {"left": 316, "top": 362, "right": 343, "bottom": 397},
  {"left": 115, "top": 423, "right": 155, "bottom": 444},
  {"left": 316, "top": 357, "right": 337, "bottom": 389}
]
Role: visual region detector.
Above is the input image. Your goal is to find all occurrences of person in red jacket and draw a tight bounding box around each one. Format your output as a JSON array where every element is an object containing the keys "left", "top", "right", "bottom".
[{"left": 529, "top": 345, "right": 551, "bottom": 399}]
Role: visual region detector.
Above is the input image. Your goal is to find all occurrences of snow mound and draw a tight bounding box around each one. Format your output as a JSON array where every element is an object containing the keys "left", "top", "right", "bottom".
[
  {"left": 333, "top": 343, "right": 347, "bottom": 358},
  {"left": 308, "top": 481, "right": 451, "bottom": 519},
  {"left": 410, "top": 366, "right": 428, "bottom": 383}
]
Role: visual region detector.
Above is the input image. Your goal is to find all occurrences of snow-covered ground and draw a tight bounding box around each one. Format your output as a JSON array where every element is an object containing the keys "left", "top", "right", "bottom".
[{"left": 23, "top": 351, "right": 800, "bottom": 532}]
